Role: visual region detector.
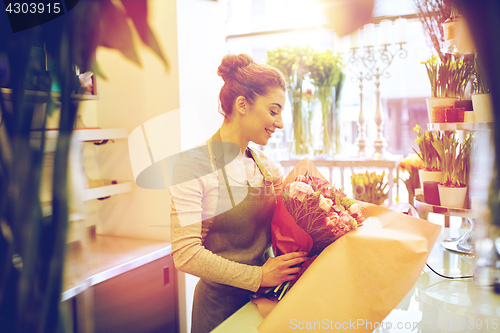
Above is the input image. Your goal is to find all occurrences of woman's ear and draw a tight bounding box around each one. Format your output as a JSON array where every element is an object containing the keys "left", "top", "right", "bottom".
[{"left": 235, "top": 96, "right": 247, "bottom": 115}]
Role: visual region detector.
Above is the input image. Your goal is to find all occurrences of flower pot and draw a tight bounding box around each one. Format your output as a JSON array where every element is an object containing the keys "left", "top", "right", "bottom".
[
  {"left": 445, "top": 107, "right": 465, "bottom": 123},
  {"left": 438, "top": 185, "right": 468, "bottom": 209},
  {"left": 423, "top": 181, "right": 440, "bottom": 206},
  {"left": 455, "top": 99, "right": 473, "bottom": 111},
  {"left": 418, "top": 169, "right": 442, "bottom": 190},
  {"left": 431, "top": 105, "right": 447, "bottom": 123},
  {"left": 426, "top": 97, "right": 459, "bottom": 123},
  {"left": 471, "top": 93, "right": 493, "bottom": 123}
]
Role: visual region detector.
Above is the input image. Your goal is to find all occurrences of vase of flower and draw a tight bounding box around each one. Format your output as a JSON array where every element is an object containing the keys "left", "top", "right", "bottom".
[
  {"left": 267, "top": 45, "right": 314, "bottom": 156},
  {"left": 316, "top": 85, "right": 336, "bottom": 155},
  {"left": 309, "top": 49, "right": 345, "bottom": 156}
]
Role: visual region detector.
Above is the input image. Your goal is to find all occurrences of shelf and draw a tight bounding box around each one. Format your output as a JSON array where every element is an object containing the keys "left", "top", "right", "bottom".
[
  {"left": 1, "top": 87, "right": 98, "bottom": 103},
  {"left": 42, "top": 204, "right": 85, "bottom": 221},
  {"left": 72, "top": 128, "right": 129, "bottom": 141},
  {"left": 31, "top": 128, "right": 129, "bottom": 142},
  {"left": 427, "top": 122, "right": 492, "bottom": 131},
  {"left": 82, "top": 181, "right": 133, "bottom": 201},
  {"left": 414, "top": 197, "right": 479, "bottom": 218}
]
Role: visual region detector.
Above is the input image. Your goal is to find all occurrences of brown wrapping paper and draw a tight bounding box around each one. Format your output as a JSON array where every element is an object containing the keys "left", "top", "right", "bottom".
[{"left": 255, "top": 158, "right": 441, "bottom": 332}]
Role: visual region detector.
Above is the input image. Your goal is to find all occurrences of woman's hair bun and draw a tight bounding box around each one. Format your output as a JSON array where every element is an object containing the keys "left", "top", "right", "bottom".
[{"left": 217, "top": 54, "right": 254, "bottom": 81}]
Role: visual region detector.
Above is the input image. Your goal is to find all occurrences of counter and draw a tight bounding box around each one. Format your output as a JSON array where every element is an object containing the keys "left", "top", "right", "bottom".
[
  {"left": 213, "top": 227, "right": 500, "bottom": 332},
  {"left": 62, "top": 235, "right": 172, "bottom": 301}
]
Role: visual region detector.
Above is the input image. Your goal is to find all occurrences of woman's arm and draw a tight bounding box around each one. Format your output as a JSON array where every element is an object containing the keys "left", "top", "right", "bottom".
[{"left": 170, "top": 170, "right": 264, "bottom": 292}]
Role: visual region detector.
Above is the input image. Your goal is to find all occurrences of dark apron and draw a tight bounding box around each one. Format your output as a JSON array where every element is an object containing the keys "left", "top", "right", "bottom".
[{"left": 191, "top": 134, "right": 277, "bottom": 333}]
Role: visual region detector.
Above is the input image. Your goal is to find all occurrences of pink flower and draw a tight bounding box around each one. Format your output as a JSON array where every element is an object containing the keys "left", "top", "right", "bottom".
[
  {"left": 295, "top": 175, "right": 308, "bottom": 183},
  {"left": 321, "top": 185, "right": 333, "bottom": 197},
  {"left": 289, "top": 181, "right": 313, "bottom": 202},
  {"left": 330, "top": 218, "right": 352, "bottom": 238},
  {"left": 324, "top": 212, "right": 339, "bottom": 228}
]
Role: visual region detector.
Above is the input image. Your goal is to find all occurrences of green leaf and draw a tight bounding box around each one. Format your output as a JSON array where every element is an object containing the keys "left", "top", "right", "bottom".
[
  {"left": 121, "top": 0, "right": 169, "bottom": 71},
  {"left": 99, "top": 0, "right": 142, "bottom": 67}
]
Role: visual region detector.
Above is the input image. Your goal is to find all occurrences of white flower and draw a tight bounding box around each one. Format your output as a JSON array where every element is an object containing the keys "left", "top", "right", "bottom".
[
  {"left": 318, "top": 195, "right": 333, "bottom": 213},
  {"left": 289, "top": 181, "right": 313, "bottom": 202},
  {"left": 348, "top": 203, "right": 361, "bottom": 215}
]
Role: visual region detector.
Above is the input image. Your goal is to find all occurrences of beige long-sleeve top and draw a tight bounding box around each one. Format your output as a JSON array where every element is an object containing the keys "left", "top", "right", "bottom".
[{"left": 170, "top": 146, "right": 284, "bottom": 292}]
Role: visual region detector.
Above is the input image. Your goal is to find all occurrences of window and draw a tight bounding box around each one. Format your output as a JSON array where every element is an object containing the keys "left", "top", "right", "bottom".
[{"left": 226, "top": 0, "right": 434, "bottom": 159}]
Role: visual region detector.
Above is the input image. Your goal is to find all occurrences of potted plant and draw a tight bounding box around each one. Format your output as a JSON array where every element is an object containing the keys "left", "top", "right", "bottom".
[
  {"left": 412, "top": 125, "right": 442, "bottom": 189},
  {"left": 471, "top": 57, "right": 493, "bottom": 122},
  {"left": 398, "top": 153, "right": 423, "bottom": 207},
  {"left": 432, "top": 132, "right": 471, "bottom": 208},
  {"left": 351, "top": 171, "right": 389, "bottom": 206},
  {"left": 422, "top": 55, "right": 474, "bottom": 123}
]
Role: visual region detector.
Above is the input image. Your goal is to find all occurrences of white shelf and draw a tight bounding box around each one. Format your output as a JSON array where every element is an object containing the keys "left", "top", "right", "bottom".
[
  {"left": 42, "top": 205, "right": 85, "bottom": 222},
  {"left": 1, "top": 87, "right": 98, "bottom": 103},
  {"left": 82, "top": 181, "right": 133, "bottom": 201},
  {"left": 72, "top": 128, "right": 129, "bottom": 141},
  {"left": 414, "top": 197, "right": 479, "bottom": 219},
  {"left": 30, "top": 128, "right": 129, "bottom": 152},
  {"left": 427, "top": 122, "right": 492, "bottom": 131}
]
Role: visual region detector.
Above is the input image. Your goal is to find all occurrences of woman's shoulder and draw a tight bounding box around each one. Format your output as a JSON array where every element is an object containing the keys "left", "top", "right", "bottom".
[
  {"left": 171, "top": 143, "right": 213, "bottom": 186},
  {"left": 248, "top": 146, "right": 284, "bottom": 179}
]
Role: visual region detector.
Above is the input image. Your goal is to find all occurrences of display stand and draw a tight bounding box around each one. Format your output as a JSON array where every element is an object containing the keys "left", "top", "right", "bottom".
[
  {"left": 416, "top": 121, "right": 492, "bottom": 256},
  {"left": 414, "top": 196, "right": 477, "bottom": 255}
]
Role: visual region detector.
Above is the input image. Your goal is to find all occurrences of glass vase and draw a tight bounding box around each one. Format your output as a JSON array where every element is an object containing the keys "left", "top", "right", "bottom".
[
  {"left": 288, "top": 87, "right": 310, "bottom": 156},
  {"left": 316, "top": 86, "right": 340, "bottom": 155}
]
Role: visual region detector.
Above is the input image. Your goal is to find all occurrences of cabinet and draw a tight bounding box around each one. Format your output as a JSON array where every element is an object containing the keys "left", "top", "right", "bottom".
[
  {"left": 61, "top": 128, "right": 179, "bottom": 332},
  {"left": 93, "top": 255, "right": 178, "bottom": 333}
]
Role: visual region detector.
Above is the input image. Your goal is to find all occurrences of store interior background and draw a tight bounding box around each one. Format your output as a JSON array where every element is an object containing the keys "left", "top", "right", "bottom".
[{"left": 85, "top": 0, "right": 453, "bottom": 331}]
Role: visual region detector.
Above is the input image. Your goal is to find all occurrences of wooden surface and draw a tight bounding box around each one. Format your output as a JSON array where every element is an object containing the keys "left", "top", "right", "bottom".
[{"left": 63, "top": 235, "right": 171, "bottom": 301}]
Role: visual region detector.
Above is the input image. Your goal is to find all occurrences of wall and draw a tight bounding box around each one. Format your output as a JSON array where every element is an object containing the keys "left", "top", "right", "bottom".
[
  {"left": 176, "top": 1, "right": 228, "bottom": 332},
  {"left": 92, "top": 0, "right": 180, "bottom": 241},
  {"left": 88, "top": 0, "right": 228, "bottom": 331}
]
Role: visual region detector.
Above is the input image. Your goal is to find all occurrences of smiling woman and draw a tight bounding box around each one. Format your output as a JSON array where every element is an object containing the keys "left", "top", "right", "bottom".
[{"left": 169, "top": 54, "right": 309, "bottom": 333}]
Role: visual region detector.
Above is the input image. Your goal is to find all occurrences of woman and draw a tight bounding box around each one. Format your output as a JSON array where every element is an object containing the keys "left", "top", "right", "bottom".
[{"left": 170, "top": 54, "right": 308, "bottom": 333}]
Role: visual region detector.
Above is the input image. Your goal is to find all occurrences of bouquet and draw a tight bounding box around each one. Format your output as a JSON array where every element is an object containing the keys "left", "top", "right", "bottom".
[
  {"left": 263, "top": 172, "right": 365, "bottom": 300},
  {"left": 251, "top": 158, "right": 442, "bottom": 332}
]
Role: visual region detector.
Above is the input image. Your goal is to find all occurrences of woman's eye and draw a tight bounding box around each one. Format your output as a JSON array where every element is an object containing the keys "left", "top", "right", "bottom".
[{"left": 270, "top": 110, "right": 278, "bottom": 116}]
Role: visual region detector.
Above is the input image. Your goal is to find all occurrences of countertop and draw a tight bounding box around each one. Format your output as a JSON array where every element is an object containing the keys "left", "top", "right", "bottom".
[
  {"left": 62, "top": 235, "right": 171, "bottom": 301},
  {"left": 212, "top": 227, "right": 500, "bottom": 333}
]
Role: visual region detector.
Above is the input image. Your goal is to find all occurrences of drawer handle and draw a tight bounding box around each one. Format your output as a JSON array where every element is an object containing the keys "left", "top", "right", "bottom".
[{"left": 164, "top": 266, "right": 169, "bottom": 286}]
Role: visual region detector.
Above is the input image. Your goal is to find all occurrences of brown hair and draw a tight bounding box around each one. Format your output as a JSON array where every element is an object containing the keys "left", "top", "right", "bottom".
[{"left": 217, "top": 54, "right": 286, "bottom": 117}]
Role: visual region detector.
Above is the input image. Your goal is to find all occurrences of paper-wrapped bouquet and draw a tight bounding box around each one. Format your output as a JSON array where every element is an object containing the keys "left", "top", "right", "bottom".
[{"left": 253, "top": 158, "right": 441, "bottom": 332}]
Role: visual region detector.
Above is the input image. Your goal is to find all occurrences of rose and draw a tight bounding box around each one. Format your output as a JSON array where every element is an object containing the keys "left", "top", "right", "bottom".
[
  {"left": 288, "top": 181, "right": 313, "bottom": 202},
  {"left": 324, "top": 212, "right": 339, "bottom": 228},
  {"left": 318, "top": 194, "right": 333, "bottom": 213}
]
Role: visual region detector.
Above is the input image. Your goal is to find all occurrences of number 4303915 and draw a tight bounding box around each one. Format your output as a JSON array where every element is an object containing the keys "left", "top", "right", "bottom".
[{"left": 5, "top": 2, "right": 61, "bottom": 14}]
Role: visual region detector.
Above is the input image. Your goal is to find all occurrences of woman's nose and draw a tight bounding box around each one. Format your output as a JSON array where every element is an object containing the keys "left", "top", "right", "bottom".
[{"left": 274, "top": 114, "right": 283, "bottom": 129}]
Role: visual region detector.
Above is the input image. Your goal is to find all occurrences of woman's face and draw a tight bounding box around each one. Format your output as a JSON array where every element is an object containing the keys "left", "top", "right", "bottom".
[{"left": 243, "top": 87, "right": 285, "bottom": 146}]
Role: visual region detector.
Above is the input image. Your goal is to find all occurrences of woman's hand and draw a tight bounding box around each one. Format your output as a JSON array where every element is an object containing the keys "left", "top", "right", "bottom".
[{"left": 260, "top": 251, "right": 309, "bottom": 287}]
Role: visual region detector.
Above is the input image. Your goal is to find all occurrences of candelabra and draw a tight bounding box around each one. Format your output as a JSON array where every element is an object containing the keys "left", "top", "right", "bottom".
[{"left": 348, "top": 43, "right": 408, "bottom": 159}]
